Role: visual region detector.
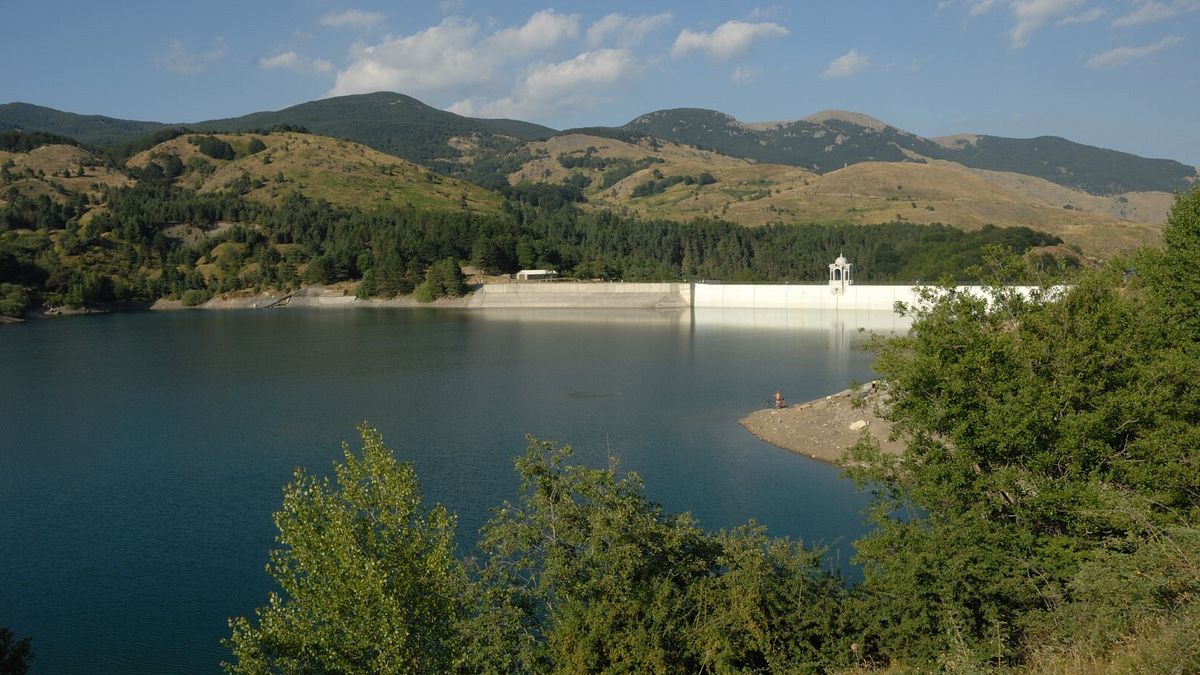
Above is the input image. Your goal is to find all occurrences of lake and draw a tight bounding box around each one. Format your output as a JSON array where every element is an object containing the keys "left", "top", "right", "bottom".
[{"left": 0, "top": 306, "right": 906, "bottom": 674}]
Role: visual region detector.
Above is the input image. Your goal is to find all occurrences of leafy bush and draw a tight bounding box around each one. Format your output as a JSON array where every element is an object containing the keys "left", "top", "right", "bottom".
[
  {"left": 192, "top": 135, "right": 235, "bottom": 160},
  {"left": 0, "top": 282, "right": 29, "bottom": 316},
  {"left": 413, "top": 257, "right": 465, "bottom": 302},
  {"left": 180, "top": 289, "right": 210, "bottom": 306}
]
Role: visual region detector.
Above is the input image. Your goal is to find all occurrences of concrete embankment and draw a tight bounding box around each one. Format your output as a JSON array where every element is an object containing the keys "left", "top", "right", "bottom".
[
  {"left": 173, "top": 281, "right": 1040, "bottom": 314},
  {"left": 467, "top": 282, "right": 691, "bottom": 309}
]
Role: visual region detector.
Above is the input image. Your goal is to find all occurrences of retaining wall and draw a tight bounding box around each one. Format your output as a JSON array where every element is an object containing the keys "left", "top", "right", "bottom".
[
  {"left": 468, "top": 282, "right": 691, "bottom": 309},
  {"left": 692, "top": 284, "right": 923, "bottom": 312}
]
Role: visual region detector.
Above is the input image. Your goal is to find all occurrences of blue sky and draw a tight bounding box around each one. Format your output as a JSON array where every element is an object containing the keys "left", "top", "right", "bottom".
[{"left": 3, "top": 1, "right": 1197, "bottom": 165}]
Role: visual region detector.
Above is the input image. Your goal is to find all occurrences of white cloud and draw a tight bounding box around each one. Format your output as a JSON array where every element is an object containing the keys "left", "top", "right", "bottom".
[
  {"left": 671, "top": 20, "right": 789, "bottom": 60},
  {"left": 1059, "top": 6, "right": 1106, "bottom": 22},
  {"left": 748, "top": 6, "right": 785, "bottom": 20},
  {"left": 327, "top": 10, "right": 587, "bottom": 99},
  {"left": 449, "top": 48, "right": 639, "bottom": 120},
  {"left": 1009, "top": 0, "right": 1082, "bottom": 47},
  {"left": 160, "top": 38, "right": 226, "bottom": 74},
  {"left": 822, "top": 49, "right": 869, "bottom": 78},
  {"left": 1112, "top": 0, "right": 1200, "bottom": 27},
  {"left": 730, "top": 66, "right": 759, "bottom": 85},
  {"left": 321, "top": 9, "right": 384, "bottom": 30},
  {"left": 947, "top": 0, "right": 1103, "bottom": 45},
  {"left": 586, "top": 13, "right": 673, "bottom": 48},
  {"left": 1086, "top": 34, "right": 1182, "bottom": 67},
  {"left": 328, "top": 17, "right": 487, "bottom": 97},
  {"left": 968, "top": 0, "right": 1002, "bottom": 16},
  {"left": 487, "top": 9, "right": 580, "bottom": 56},
  {"left": 258, "top": 51, "right": 334, "bottom": 75}
]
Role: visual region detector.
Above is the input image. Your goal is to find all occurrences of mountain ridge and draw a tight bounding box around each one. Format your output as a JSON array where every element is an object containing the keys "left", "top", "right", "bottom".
[{"left": 1, "top": 93, "right": 1195, "bottom": 196}]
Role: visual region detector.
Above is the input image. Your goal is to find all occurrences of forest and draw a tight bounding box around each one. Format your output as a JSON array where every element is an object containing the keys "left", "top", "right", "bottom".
[
  {"left": 0, "top": 171, "right": 1065, "bottom": 317},
  {"left": 223, "top": 189, "right": 1200, "bottom": 673}
]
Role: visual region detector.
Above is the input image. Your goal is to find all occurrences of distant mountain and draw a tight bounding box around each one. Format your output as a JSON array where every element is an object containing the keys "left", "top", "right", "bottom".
[
  {"left": 504, "top": 133, "right": 1165, "bottom": 259},
  {"left": 192, "top": 92, "right": 556, "bottom": 172},
  {"left": 2, "top": 95, "right": 1194, "bottom": 196},
  {"left": 0, "top": 93, "right": 557, "bottom": 176},
  {"left": 608, "top": 108, "right": 1196, "bottom": 196},
  {"left": 0, "top": 102, "right": 167, "bottom": 147}
]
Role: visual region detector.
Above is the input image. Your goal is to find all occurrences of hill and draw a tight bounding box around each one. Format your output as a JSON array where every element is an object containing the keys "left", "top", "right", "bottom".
[
  {"left": 191, "top": 92, "right": 556, "bottom": 174},
  {"left": 126, "top": 131, "right": 503, "bottom": 213},
  {"left": 611, "top": 108, "right": 1197, "bottom": 195},
  {"left": 0, "top": 102, "right": 167, "bottom": 147},
  {"left": 3, "top": 95, "right": 1193, "bottom": 197},
  {"left": 0, "top": 142, "right": 132, "bottom": 211},
  {"left": 505, "top": 133, "right": 1165, "bottom": 259}
]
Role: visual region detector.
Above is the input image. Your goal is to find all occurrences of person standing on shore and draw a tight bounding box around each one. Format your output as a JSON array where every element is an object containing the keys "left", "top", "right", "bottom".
[{"left": 774, "top": 389, "right": 784, "bottom": 409}]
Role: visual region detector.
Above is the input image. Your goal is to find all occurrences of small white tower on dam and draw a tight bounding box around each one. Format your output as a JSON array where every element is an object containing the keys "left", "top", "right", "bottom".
[{"left": 828, "top": 254, "right": 853, "bottom": 295}]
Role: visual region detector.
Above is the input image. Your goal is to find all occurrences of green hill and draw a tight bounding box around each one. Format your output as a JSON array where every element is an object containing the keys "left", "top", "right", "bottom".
[
  {"left": 611, "top": 108, "right": 1197, "bottom": 196},
  {"left": 0, "top": 102, "right": 167, "bottom": 147},
  {"left": 193, "top": 92, "right": 556, "bottom": 173},
  {"left": 2, "top": 95, "right": 1194, "bottom": 197}
]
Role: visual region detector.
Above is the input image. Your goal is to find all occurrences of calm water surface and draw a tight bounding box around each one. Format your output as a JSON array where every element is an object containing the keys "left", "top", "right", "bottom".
[{"left": 0, "top": 306, "right": 906, "bottom": 674}]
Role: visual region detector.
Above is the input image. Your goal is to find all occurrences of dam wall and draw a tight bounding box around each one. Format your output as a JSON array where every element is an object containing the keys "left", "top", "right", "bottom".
[
  {"left": 464, "top": 282, "right": 1045, "bottom": 312},
  {"left": 468, "top": 282, "right": 691, "bottom": 309},
  {"left": 691, "top": 283, "right": 923, "bottom": 312}
]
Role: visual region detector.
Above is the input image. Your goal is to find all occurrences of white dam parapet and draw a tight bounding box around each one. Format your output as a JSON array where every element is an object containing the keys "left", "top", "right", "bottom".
[
  {"left": 466, "top": 281, "right": 1043, "bottom": 312},
  {"left": 691, "top": 283, "right": 924, "bottom": 311}
]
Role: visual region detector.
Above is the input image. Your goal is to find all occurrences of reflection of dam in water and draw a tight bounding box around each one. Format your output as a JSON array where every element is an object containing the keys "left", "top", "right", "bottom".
[{"left": 471, "top": 306, "right": 912, "bottom": 350}]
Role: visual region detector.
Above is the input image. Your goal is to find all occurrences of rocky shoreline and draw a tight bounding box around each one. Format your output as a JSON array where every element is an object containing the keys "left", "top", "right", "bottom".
[{"left": 739, "top": 385, "right": 904, "bottom": 464}]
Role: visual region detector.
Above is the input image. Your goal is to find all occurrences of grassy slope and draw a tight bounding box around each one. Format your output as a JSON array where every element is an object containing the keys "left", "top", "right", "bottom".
[
  {"left": 127, "top": 132, "right": 504, "bottom": 213},
  {"left": 0, "top": 144, "right": 132, "bottom": 218},
  {"left": 509, "top": 134, "right": 1163, "bottom": 259}
]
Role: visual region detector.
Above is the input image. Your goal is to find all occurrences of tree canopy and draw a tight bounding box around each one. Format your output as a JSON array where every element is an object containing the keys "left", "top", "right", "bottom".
[{"left": 224, "top": 188, "right": 1200, "bottom": 673}]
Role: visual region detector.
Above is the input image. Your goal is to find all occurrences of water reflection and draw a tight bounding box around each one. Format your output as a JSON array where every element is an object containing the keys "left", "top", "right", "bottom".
[{"left": 470, "top": 306, "right": 912, "bottom": 335}]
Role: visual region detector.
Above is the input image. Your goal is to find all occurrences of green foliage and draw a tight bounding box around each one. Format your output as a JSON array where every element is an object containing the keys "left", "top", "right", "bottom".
[
  {"left": 0, "top": 130, "right": 80, "bottom": 153},
  {"left": 460, "top": 439, "right": 720, "bottom": 672},
  {"left": 0, "top": 283, "right": 30, "bottom": 316},
  {"left": 224, "top": 425, "right": 465, "bottom": 674},
  {"left": 0, "top": 627, "right": 34, "bottom": 675},
  {"left": 226, "top": 431, "right": 854, "bottom": 673},
  {"left": 598, "top": 156, "right": 664, "bottom": 189},
  {"left": 246, "top": 137, "right": 266, "bottom": 155},
  {"left": 192, "top": 135, "right": 235, "bottom": 160},
  {"left": 842, "top": 207, "right": 1200, "bottom": 667},
  {"left": 180, "top": 289, "right": 209, "bottom": 306},
  {"left": 1142, "top": 185, "right": 1200, "bottom": 333},
  {"left": 500, "top": 182, "right": 585, "bottom": 210},
  {"left": 413, "top": 257, "right": 465, "bottom": 302}
]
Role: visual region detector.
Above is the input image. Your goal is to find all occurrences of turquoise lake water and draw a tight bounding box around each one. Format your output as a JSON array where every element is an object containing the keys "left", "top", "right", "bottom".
[{"left": 0, "top": 307, "right": 904, "bottom": 673}]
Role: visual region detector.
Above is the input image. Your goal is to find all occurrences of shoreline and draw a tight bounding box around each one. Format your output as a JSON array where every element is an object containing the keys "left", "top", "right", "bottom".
[
  {"left": 739, "top": 386, "right": 904, "bottom": 464},
  {"left": 9, "top": 280, "right": 933, "bottom": 322}
]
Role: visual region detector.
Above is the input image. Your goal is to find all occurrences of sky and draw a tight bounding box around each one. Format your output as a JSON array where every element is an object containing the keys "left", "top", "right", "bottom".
[{"left": 3, "top": 1, "right": 1197, "bottom": 166}]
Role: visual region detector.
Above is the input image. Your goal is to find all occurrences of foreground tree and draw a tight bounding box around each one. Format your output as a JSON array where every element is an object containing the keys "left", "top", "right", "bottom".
[
  {"left": 456, "top": 438, "right": 848, "bottom": 674},
  {"left": 844, "top": 190, "right": 1200, "bottom": 669},
  {"left": 224, "top": 425, "right": 465, "bottom": 674},
  {"left": 0, "top": 628, "right": 33, "bottom": 675}
]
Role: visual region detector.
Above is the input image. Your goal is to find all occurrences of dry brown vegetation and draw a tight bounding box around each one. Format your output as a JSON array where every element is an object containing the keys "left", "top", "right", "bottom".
[
  {"left": 127, "top": 132, "right": 504, "bottom": 213},
  {"left": 508, "top": 134, "right": 1168, "bottom": 260}
]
